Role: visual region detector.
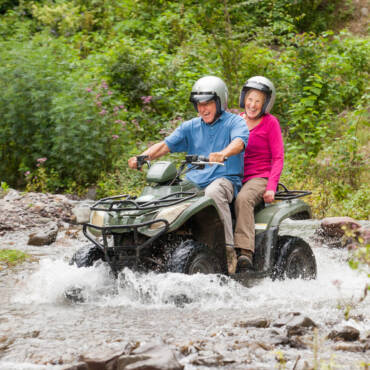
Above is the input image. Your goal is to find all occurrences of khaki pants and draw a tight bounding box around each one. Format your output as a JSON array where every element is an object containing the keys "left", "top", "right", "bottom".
[
  {"left": 234, "top": 177, "right": 268, "bottom": 252},
  {"left": 205, "top": 177, "right": 234, "bottom": 246}
]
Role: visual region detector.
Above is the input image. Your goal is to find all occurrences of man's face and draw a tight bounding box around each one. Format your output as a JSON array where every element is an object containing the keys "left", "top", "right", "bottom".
[{"left": 197, "top": 100, "right": 217, "bottom": 124}]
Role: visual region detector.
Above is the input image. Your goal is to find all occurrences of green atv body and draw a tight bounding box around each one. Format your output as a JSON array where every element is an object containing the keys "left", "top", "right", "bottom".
[{"left": 71, "top": 156, "right": 317, "bottom": 281}]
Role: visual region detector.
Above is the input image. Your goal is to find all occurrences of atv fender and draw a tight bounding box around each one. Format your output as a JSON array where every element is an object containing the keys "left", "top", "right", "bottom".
[
  {"left": 139, "top": 195, "right": 228, "bottom": 274},
  {"left": 254, "top": 199, "right": 311, "bottom": 231}
]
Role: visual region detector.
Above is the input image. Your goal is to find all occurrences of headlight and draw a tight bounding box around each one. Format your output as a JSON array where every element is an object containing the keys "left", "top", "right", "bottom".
[
  {"left": 150, "top": 203, "right": 190, "bottom": 230},
  {"left": 90, "top": 210, "right": 106, "bottom": 227}
]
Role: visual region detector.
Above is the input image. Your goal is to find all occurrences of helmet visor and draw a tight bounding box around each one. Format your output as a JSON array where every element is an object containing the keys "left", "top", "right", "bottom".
[
  {"left": 189, "top": 92, "right": 216, "bottom": 104},
  {"left": 244, "top": 81, "right": 271, "bottom": 93}
]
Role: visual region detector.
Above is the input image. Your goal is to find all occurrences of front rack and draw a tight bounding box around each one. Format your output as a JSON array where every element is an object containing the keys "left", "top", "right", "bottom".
[
  {"left": 91, "top": 191, "right": 197, "bottom": 212},
  {"left": 83, "top": 218, "right": 170, "bottom": 275},
  {"left": 275, "top": 183, "right": 311, "bottom": 200}
]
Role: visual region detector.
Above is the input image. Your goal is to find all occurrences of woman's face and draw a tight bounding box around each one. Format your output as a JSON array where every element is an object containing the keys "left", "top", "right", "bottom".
[{"left": 244, "top": 89, "right": 265, "bottom": 120}]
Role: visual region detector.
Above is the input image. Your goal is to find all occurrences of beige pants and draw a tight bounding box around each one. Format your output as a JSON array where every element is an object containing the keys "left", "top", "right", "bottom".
[
  {"left": 205, "top": 177, "right": 234, "bottom": 246},
  {"left": 234, "top": 177, "right": 268, "bottom": 252}
]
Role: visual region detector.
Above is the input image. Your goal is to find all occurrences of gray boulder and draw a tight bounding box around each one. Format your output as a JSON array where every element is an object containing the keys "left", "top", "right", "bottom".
[{"left": 28, "top": 222, "right": 59, "bottom": 246}]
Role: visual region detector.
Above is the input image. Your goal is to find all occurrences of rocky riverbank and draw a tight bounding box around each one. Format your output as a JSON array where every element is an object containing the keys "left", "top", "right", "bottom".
[{"left": 0, "top": 189, "right": 369, "bottom": 369}]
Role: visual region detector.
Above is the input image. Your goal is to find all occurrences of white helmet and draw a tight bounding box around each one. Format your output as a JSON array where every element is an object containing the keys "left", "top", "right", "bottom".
[
  {"left": 239, "top": 76, "right": 276, "bottom": 117},
  {"left": 189, "top": 76, "right": 228, "bottom": 114}
]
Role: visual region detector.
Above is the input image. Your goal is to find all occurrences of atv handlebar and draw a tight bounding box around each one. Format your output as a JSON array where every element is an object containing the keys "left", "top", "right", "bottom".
[
  {"left": 136, "top": 155, "right": 150, "bottom": 170},
  {"left": 135, "top": 154, "right": 225, "bottom": 171},
  {"left": 185, "top": 154, "right": 226, "bottom": 166}
]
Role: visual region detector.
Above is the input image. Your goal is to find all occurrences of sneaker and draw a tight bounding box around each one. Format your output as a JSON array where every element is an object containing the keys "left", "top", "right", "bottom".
[{"left": 237, "top": 250, "right": 253, "bottom": 270}]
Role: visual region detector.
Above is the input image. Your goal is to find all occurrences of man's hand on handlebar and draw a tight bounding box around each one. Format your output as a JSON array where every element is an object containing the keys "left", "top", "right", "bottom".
[
  {"left": 209, "top": 152, "right": 227, "bottom": 163},
  {"left": 128, "top": 155, "right": 149, "bottom": 170},
  {"left": 128, "top": 156, "right": 138, "bottom": 169}
]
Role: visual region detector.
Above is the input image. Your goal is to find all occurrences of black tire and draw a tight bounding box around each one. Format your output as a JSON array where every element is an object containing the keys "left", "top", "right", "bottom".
[
  {"left": 69, "top": 245, "right": 105, "bottom": 268},
  {"left": 273, "top": 236, "right": 317, "bottom": 280},
  {"left": 166, "top": 240, "right": 222, "bottom": 274}
]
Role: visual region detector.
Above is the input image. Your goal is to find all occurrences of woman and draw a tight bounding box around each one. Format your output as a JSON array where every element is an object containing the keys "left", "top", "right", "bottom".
[{"left": 234, "top": 76, "right": 284, "bottom": 269}]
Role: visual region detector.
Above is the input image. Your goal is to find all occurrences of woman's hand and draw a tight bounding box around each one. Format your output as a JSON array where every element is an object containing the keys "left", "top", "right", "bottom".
[{"left": 263, "top": 190, "right": 275, "bottom": 203}]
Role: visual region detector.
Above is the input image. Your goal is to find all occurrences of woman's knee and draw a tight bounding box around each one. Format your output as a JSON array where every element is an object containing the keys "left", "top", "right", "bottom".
[{"left": 235, "top": 191, "right": 255, "bottom": 208}]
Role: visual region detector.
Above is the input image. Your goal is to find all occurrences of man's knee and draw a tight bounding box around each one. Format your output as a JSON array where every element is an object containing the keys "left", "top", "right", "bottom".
[{"left": 205, "top": 178, "right": 233, "bottom": 203}]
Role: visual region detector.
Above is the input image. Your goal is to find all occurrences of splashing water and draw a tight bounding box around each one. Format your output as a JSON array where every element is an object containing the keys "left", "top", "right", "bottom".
[{"left": 1, "top": 220, "right": 369, "bottom": 369}]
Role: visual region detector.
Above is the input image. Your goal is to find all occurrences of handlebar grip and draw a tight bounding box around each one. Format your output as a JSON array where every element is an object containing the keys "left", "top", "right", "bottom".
[
  {"left": 198, "top": 155, "right": 209, "bottom": 162},
  {"left": 136, "top": 155, "right": 149, "bottom": 170}
]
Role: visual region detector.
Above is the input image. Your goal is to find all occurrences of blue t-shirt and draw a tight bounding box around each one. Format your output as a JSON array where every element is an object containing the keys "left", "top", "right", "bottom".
[{"left": 164, "top": 111, "right": 249, "bottom": 195}]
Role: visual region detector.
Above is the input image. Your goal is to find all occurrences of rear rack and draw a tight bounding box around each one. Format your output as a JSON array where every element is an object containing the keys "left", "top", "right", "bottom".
[
  {"left": 275, "top": 183, "right": 311, "bottom": 200},
  {"left": 91, "top": 191, "right": 197, "bottom": 212}
]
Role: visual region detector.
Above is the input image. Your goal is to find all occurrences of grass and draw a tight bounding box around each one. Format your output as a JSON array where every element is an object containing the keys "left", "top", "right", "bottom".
[{"left": 0, "top": 249, "right": 30, "bottom": 267}]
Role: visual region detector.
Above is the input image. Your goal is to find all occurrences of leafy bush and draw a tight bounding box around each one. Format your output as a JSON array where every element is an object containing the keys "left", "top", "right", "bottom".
[
  {"left": 106, "top": 45, "right": 152, "bottom": 108},
  {"left": 0, "top": 0, "right": 368, "bottom": 222},
  {"left": 0, "top": 39, "right": 66, "bottom": 186}
]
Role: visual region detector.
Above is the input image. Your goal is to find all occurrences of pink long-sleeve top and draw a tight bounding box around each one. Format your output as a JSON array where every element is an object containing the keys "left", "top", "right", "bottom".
[{"left": 242, "top": 113, "right": 284, "bottom": 192}]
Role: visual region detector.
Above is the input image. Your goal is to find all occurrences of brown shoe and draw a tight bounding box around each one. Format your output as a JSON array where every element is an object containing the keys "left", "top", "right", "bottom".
[
  {"left": 237, "top": 249, "right": 253, "bottom": 270},
  {"left": 226, "top": 245, "right": 237, "bottom": 274}
]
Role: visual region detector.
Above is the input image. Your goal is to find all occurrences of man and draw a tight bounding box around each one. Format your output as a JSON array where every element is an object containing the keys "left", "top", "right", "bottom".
[{"left": 128, "top": 76, "right": 249, "bottom": 273}]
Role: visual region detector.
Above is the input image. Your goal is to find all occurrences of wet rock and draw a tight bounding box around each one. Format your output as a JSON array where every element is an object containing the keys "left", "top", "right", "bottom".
[
  {"left": 273, "top": 312, "right": 305, "bottom": 328},
  {"left": 285, "top": 315, "right": 317, "bottom": 336},
  {"left": 2, "top": 189, "right": 22, "bottom": 201},
  {"left": 166, "top": 293, "right": 193, "bottom": 307},
  {"left": 327, "top": 325, "right": 360, "bottom": 342},
  {"left": 314, "top": 217, "right": 364, "bottom": 248},
  {"left": 28, "top": 222, "right": 59, "bottom": 246},
  {"left": 71, "top": 341, "right": 183, "bottom": 370},
  {"left": 292, "top": 357, "right": 311, "bottom": 370},
  {"left": 80, "top": 351, "right": 124, "bottom": 370},
  {"left": 86, "top": 187, "right": 97, "bottom": 200},
  {"left": 65, "top": 363, "right": 88, "bottom": 370},
  {"left": 269, "top": 334, "right": 290, "bottom": 346},
  {"left": 0, "top": 336, "right": 15, "bottom": 351},
  {"left": 288, "top": 336, "right": 308, "bottom": 349},
  {"left": 333, "top": 343, "right": 366, "bottom": 352},
  {"left": 250, "top": 341, "right": 273, "bottom": 351},
  {"left": 320, "top": 217, "right": 361, "bottom": 238},
  {"left": 118, "top": 341, "right": 184, "bottom": 370},
  {"left": 191, "top": 352, "right": 236, "bottom": 367},
  {"left": 0, "top": 189, "right": 82, "bottom": 233},
  {"left": 234, "top": 318, "right": 270, "bottom": 328},
  {"left": 72, "top": 202, "right": 93, "bottom": 224},
  {"left": 360, "top": 7, "right": 368, "bottom": 17},
  {"left": 347, "top": 226, "right": 370, "bottom": 250}
]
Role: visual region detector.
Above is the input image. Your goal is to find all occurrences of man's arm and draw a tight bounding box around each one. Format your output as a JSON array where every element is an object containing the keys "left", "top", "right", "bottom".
[
  {"left": 209, "top": 138, "right": 245, "bottom": 163},
  {"left": 128, "top": 141, "right": 170, "bottom": 169}
]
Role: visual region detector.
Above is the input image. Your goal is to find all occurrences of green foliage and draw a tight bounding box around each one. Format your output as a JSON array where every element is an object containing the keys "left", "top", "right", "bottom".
[
  {"left": 106, "top": 45, "right": 152, "bottom": 108},
  {"left": 281, "top": 100, "right": 369, "bottom": 219},
  {"left": 0, "top": 0, "right": 19, "bottom": 14},
  {"left": 1, "top": 181, "right": 9, "bottom": 193},
  {"left": 0, "top": 0, "right": 368, "bottom": 222},
  {"left": 342, "top": 226, "right": 370, "bottom": 290},
  {"left": 0, "top": 249, "right": 29, "bottom": 266},
  {"left": 0, "top": 39, "right": 66, "bottom": 186}
]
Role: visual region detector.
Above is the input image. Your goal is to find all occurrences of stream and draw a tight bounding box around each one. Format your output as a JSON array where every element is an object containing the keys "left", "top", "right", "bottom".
[{"left": 0, "top": 219, "right": 369, "bottom": 369}]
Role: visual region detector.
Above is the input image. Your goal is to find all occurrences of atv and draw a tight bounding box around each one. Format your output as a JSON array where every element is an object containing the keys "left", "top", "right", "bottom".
[{"left": 70, "top": 155, "right": 317, "bottom": 282}]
